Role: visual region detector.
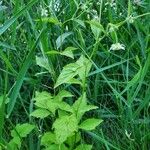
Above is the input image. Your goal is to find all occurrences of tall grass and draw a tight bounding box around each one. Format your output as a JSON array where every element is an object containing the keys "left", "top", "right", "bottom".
[{"left": 0, "top": 0, "right": 150, "bottom": 149}]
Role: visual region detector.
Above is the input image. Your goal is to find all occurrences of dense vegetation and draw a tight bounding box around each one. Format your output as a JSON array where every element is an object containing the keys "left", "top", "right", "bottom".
[{"left": 0, "top": 0, "right": 150, "bottom": 149}]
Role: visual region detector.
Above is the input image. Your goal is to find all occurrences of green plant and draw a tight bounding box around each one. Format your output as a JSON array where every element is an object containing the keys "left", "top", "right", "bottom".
[{"left": 30, "top": 55, "right": 102, "bottom": 149}]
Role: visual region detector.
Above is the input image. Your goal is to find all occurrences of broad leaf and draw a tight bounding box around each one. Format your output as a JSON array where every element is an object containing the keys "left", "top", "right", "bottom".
[
  {"left": 34, "top": 91, "right": 52, "bottom": 109},
  {"left": 41, "top": 132, "right": 56, "bottom": 146},
  {"left": 75, "top": 144, "right": 92, "bottom": 150},
  {"left": 73, "top": 93, "right": 87, "bottom": 121},
  {"left": 54, "top": 63, "right": 80, "bottom": 88},
  {"left": 79, "top": 118, "right": 102, "bottom": 131},
  {"left": 36, "top": 56, "right": 51, "bottom": 72},
  {"left": 30, "top": 109, "right": 50, "bottom": 118},
  {"left": 54, "top": 90, "right": 73, "bottom": 102},
  {"left": 53, "top": 115, "right": 78, "bottom": 144},
  {"left": 61, "top": 47, "right": 77, "bottom": 59},
  {"left": 45, "top": 144, "right": 68, "bottom": 150},
  {"left": 11, "top": 123, "right": 35, "bottom": 138},
  {"left": 58, "top": 102, "right": 73, "bottom": 113},
  {"left": 76, "top": 55, "right": 92, "bottom": 81},
  {"left": 56, "top": 32, "right": 72, "bottom": 49},
  {"left": 7, "top": 137, "right": 21, "bottom": 150}
]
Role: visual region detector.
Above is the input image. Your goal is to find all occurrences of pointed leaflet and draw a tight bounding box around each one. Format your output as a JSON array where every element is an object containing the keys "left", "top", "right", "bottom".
[
  {"left": 36, "top": 56, "right": 51, "bottom": 72},
  {"left": 11, "top": 123, "right": 35, "bottom": 138},
  {"left": 56, "top": 32, "right": 72, "bottom": 49},
  {"left": 41, "top": 132, "right": 56, "bottom": 146},
  {"left": 54, "top": 90, "right": 73, "bottom": 102},
  {"left": 76, "top": 55, "right": 92, "bottom": 81},
  {"left": 53, "top": 115, "right": 78, "bottom": 144},
  {"left": 34, "top": 91, "right": 52, "bottom": 109},
  {"left": 54, "top": 63, "right": 80, "bottom": 88},
  {"left": 79, "top": 118, "right": 103, "bottom": 131},
  {"left": 73, "top": 93, "right": 98, "bottom": 121},
  {"left": 75, "top": 144, "right": 92, "bottom": 150},
  {"left": 30, "top": 109, "right": 51, "bottom": 118},
  {"left": 61, "top": 47, "right": 77, "bottom": 59}
]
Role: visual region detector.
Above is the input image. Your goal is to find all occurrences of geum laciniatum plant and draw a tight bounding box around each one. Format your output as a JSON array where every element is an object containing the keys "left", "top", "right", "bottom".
[{"left": 29, "top": 55, "right": 103, "bottom": 150}]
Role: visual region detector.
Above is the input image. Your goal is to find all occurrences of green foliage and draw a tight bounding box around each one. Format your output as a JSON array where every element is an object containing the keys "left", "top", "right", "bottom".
[
  {"left": 79, "top": 119, "right": 103, "bottom": 131},
  {"left": 8, "top": 123, "right": 35, "bottom": 149},
  {"left": 1, "top": 0, "right": 150, "bottom": 149}
]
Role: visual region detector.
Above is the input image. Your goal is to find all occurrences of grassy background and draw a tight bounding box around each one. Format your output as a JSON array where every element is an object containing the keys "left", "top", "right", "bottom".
[{"left": 0, "top": 0, "right": 150, "bottom": 149}]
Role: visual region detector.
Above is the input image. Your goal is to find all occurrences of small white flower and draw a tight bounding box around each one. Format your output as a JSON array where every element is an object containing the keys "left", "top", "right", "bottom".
[
  {"left": 127, "top": 15, "right": 134, "bottom": 24},
  {"left": 109, "top": 43, "right": 125, "bottom": 51},
  {"left": 81, "top": 3, "right": 88, "bottom": 10},
  {"left": 41, "top": 8, "right": 48, "bottom": 17}
]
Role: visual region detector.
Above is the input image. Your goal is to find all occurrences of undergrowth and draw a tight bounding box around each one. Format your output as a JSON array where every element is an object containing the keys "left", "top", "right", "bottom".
[{"left": 0, "top": 0, "right": 150, "bottom": 150}]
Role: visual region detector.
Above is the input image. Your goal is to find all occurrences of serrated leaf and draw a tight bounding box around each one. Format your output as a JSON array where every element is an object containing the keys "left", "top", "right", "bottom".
[
  {"left": 36, "top": 56, "right": 51, "bottom": 72},
  {"left": 75, "top": 144, "right": 92, "bottom": 150},
  {"left": 41, "top": 132, "right": 56, "bottom": 146},
  {"left": 73, "top": 93, "right": 87, "bottom": 121},
  {"left": 76, "top": 55, "right": 92, "bottom": 81},
  {"left": 66, "top": 133, "right": 81, "bottom": 147},
  {"left": 87, "top": 20, "right": 105, "bottom": 33},
  {"left": 65, "top": 78, "right": 82, "bottom": 85},
  {"left": 30, "top": 109, "right": 50, "bottom": 118},
  {"left": 47, "top": 101, "right": 59, "bottom": 114},
  {"left": 58, "top": 102, "right": 73, "bottom": 112},
  {"left": 53, "top": 115, "right": 78, "bottom": 144},
  {"left": 56, "top": 32, "right": 72, "bottom": 49},
  {"left": 45, "top": 144, "right": 68, "bottom": 150},
  {"left": 7, "top": 137, "right": 21, "bottom": 150},
  {"left": 79, "top": 118, "right": 102, "bottom": 131},
  {"left": 11, "top": 123, "right": 35, "bottom": 138},
  {"left": 61, "top": 47, "right": 77, "bottom": 59},
  {"left": 54, "top": 63, "right": 80, "bottom": 88},
  {"left": 54, "top": 90, "right": 73, "bottom": 102},
  {"left": 34, "top": 91, "right": 52, "bottom": 109},
  {"left": 87, "top": 20, "right": 105, "bottom": 39}
]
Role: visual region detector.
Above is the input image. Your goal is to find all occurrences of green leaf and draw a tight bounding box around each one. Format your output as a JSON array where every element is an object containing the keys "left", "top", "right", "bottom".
[
  {"left": 74, "top": 19, "right": 86, "bottom": 28},
  {"left": 66, "top": 133, "right": 81, "bottom": 147},
  {"left": 61, "top": 47, "right": 77, "bottom": 59},
  {"left": 30, "top": 109, "right": 50, "bottom": 118},
  {"left": 41, "top": 132, "right": 56, "bottom": 146},
  {"left": 58, "top": 102, "right": 73, "bottom": 112},
  {"left": 75, "top": 144, "right": 92, "bottom": 150},
  {"left": 47, "top": 101, "right": 59, "bottom": 114},
  {"left": 46, "top": 50, "right": 60, "bottom": 55},
  {"left": 36, "top": 56, "right": 51, "bottom": 72},
  {"left": 54, "top": 63, "right": 80, "bottom": 88},
  {"left": 86, "top": 20, "right": 105, "bottom": 39},
  {"left": 53, "top": 115, "right": 78, "bottom": 144},
  {"left": 86, "top": 20, "right": 105, "bottom": 33},
  {"left": 34, "top": 91, "right": 52, "bottom": 109},
  {"left": 73, "top": 93, "right": 87, "bottom": 121},
  {"left": 8, "top": 137, "right": 21, "bottom": 150},
  {"left": 54, "top": 90, "right": 73, "bottom": 102},
  {"left": 56, "top": 32, "right": 72, "bottom": 49},
  {"left": 79, "top": 118, "right": 102, "bottom": 131},
  {"left": 76, "top": 55, "right": 92, "bottom": 81},
  {"left": 11, "top": 123, "right": 35, "bottom": 138},
  {"left": 36, "top": 17, "right": 61, "bottom": 25},
  {"left": 65, "top": 78, "right": 82, "bottom": 85},
  {"left": 45, "top": 144, "right": 68, "bottom": 150}
]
